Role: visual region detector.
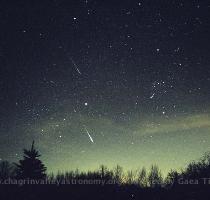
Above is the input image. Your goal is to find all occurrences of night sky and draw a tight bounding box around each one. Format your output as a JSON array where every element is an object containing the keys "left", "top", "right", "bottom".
[{"left": 1, "top": 0, "right": 210, "bottom": 174}]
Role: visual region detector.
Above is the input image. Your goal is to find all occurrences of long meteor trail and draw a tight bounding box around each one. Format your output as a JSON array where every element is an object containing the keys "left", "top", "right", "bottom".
[{"left": 84, "top": 126, "right": 94, "bottom": 143}]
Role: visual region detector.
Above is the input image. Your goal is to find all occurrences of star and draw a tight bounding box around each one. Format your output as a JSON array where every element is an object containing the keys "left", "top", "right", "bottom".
[{"left": 1, "top": 0, "right": 209, "bottom": 180}]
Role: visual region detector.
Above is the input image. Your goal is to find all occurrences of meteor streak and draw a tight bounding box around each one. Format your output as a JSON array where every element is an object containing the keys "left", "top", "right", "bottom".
[
  {"left": 150, "top": 93, "right": 155, "bottom": 99},
  {"left": 70, "top": 57, "right": 82, "bottom": 75},
  {"left": 84, "top": 126, "right": 94, "bottom": 143}
]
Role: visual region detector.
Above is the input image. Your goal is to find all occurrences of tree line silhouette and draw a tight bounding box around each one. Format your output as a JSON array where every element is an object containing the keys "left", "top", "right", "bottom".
[{"left": 1, "top": 141, "right": 210, "bottom": 199}]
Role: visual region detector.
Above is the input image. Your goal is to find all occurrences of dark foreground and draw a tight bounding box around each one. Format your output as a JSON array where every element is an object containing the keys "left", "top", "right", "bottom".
[{"left": 1, "top": 183, "right": 210, "bottom": 200}]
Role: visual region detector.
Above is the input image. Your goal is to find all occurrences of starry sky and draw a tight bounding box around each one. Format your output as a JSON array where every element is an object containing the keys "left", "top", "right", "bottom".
[{"left": 0, "top": 0, "right": 210, "bottom": 174}]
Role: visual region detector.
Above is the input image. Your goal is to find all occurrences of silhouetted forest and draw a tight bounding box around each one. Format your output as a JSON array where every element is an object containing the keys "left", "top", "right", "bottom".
[{"left": 1, "top": 142, "right": 210, "bottom": 199}]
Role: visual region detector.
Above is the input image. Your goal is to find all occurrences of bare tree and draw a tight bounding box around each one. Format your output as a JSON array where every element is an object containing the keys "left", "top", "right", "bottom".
[
  {"left": 148, "top": 165, "right": 163, "bottom": 188},
  {"left": 0, "top": 161, "right": 13, "bottom": 180},
  {"left": 126, "top": 170, "right": 136, "bottom": 184},
  {"left": 113, "top": 165, "right": 123, "bottom": 184},
  {"left": 137, "top": 167, "right": 147, "bottom": 187}
]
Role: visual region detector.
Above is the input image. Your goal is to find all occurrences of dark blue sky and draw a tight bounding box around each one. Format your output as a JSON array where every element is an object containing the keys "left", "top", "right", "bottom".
[{"left": 0, "top": 0, "right": 210, "bottom": 174}]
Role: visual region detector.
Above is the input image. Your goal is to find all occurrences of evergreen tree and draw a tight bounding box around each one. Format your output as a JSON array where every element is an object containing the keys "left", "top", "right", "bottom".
[{"left": 15, "top": 141, "right": 46, "bottom": 179}]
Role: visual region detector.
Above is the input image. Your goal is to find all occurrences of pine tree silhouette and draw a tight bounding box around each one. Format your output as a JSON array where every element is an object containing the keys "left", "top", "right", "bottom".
[{"left": 15, "top": 141, "right": 46, "bottom": 179}]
